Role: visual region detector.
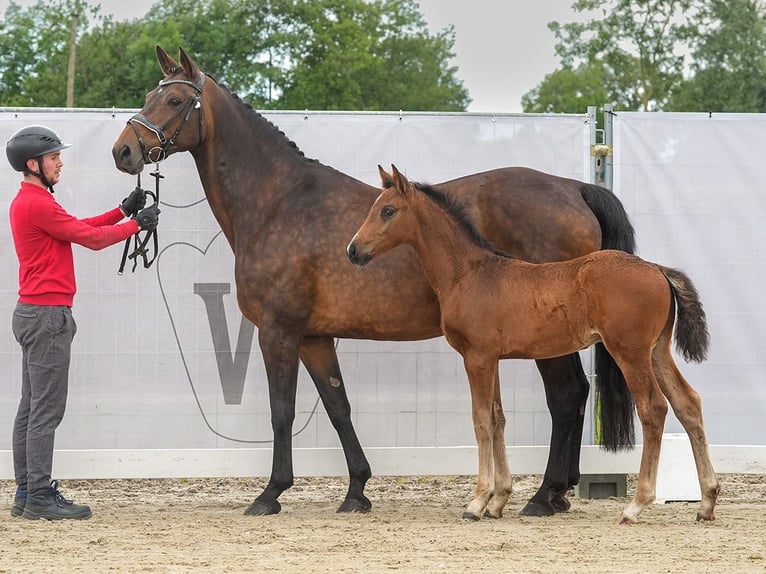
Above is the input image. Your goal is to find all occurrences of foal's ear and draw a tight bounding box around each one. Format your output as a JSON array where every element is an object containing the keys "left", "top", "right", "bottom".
[
  {"left": 391, "top": 164, "right": 410, "bottom": 195},
  {"left": 179, "top": 47, "right": 200, "bottom": 80},
  {"left": 156, "top": 46, "right": 179, "bottom": 77},
  {"left": 378, "top": 164, "right": 393, "bottom": 188}
]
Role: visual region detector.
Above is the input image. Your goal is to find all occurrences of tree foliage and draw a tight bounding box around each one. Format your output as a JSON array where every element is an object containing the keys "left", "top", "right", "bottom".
[
  {"left": 0, "top": 0, "right": 469, "bottom": 111},
  {"left": 524, "top": 0, "right": 766, "bottom": 113},
  {"left": 670, "top": 0, "right": 766, "bottom": 112}
]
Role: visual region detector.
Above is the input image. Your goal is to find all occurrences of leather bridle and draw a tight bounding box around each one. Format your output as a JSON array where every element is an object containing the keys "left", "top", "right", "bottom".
[{"left": 127, "top": 72, "right": 206, "bottom": 164}]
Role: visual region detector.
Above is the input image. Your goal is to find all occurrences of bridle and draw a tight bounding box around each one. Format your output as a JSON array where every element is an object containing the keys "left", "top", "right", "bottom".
[
  {"left": 118, "top": 71, "right": 206, "bottom": 274},
  {"left": 127, "top": 71, "right": 206, "bottom": 164}
]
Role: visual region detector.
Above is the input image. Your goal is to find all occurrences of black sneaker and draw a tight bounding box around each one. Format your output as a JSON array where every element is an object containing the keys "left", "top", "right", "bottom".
[
  {"left": 11, "top": 487, "right": 27, "bottom": 517},
  {"left": 22, "top": 480, "right": 92, "bottom": 521}
]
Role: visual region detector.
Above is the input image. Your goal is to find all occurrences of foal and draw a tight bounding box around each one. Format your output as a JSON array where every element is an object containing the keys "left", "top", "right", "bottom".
[{"left": 347, "top": 165, "right": 719, "bottom": 524}]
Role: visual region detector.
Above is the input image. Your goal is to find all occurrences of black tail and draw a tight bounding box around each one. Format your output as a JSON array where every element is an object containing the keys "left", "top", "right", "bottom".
[
  {"left": 581, "top": 183, "right": 636, "bottom": 451},
  {"left": 662, "top": 266, "right": 710, "bottom": 363}
]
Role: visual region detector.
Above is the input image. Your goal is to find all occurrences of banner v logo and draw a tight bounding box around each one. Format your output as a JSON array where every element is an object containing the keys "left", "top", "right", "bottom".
[{"left": 193, "top": 283, "right": 255, "bottom": 405}]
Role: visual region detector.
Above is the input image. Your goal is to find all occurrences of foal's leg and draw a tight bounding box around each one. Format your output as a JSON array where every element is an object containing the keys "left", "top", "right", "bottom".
[
  {"left": 520, "top": 354, "right": 589, "bottom": 516},
  {"left": 652, "top": 343, "right": 719, "bottom": 521},
  {"left": 462, "top": 352, "right": 499, "bottom": 520},
  {"left": 615, "top": 359, "right": 669, "bottom": 524},
  {"left": 300, "top": 336, "right": 372, "bottom": 513},
  {"left": 484, "top": 368, "right": 513, "bottom": 519}
]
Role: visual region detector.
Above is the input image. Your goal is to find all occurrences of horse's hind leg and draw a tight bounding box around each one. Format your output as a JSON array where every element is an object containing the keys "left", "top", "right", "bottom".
[
  {"left": 652, "top": 341, "right": 719, "bottom": 521},
  {"left": 484, "top": 369, "right": 512, "bottom": 519},
  {"left": 300, "top": 336, "right": 372, "bottom": 513},
  {"left": 612, "top": 356, "right": 668, "bottom": 524},
  {"left": 520, "top": 354, "right": 589, "bottom": 516}
]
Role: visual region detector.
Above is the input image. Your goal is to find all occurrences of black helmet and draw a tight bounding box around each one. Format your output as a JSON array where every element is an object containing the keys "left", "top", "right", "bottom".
[{"left": 6, "top": 125, "right": 71, "bottom": 172}]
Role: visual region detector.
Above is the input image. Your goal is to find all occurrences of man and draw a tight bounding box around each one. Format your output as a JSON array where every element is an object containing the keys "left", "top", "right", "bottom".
[{"left": 6, "top": 125, "right": 160, "bottom": 520}]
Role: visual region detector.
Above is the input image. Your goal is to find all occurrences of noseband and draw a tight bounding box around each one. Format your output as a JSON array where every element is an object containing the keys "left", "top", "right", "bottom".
[{"left": 127, "top": 72, "right": 206, "bottom": 163}]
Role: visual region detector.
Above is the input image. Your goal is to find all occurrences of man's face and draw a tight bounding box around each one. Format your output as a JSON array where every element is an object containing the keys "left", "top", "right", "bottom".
[{"left": 28, "top": 151, "right": 63, "bottom": 186}]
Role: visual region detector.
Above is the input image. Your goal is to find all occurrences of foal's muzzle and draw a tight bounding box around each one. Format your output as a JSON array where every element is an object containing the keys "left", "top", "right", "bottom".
[{"left": 346, "top": 242, "right": 372, "bottom": 266}]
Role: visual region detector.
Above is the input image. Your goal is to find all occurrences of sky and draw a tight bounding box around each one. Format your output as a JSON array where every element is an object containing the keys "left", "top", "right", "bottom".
[{"left": 0, "top": 0, "right": 587, "bottom": 113}]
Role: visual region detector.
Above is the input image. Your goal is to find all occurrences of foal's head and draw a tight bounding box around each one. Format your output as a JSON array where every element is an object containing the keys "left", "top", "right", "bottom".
[
  {"left": 347, "top": 164, "right": 510, "bottom": 266},
  {"left": 346, "top": 164, "right": 421, "bottom": 266}
]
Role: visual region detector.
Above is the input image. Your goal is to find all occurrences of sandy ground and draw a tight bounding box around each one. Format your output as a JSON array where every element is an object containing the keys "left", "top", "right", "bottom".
[{"left": 0, "top": 473, "right": 764, "bottom": 574}]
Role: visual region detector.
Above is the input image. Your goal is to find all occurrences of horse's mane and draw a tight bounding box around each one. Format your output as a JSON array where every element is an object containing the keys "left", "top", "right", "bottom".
[
  {"left": 389, "top": 179, "right": 513, "bottom": 259},
  {"left": 183, "top": 67, "right": 323, "bottom": 165}
]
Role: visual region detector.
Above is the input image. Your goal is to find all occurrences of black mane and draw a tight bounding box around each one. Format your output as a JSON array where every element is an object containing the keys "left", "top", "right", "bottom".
[
  {"left": 199, "top": 70, "right": 322, "bottom": 165},
  {"left": 410, "top": 181, "right": 513, "bottom": 259}
]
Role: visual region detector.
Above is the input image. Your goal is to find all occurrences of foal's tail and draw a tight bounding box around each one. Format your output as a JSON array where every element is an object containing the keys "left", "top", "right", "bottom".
[
  {"left": 662, "top": 266, "right": 710, "bottom": 363},
  {"left": 580, "top": 183, "right": 636, "bottom": 451}
]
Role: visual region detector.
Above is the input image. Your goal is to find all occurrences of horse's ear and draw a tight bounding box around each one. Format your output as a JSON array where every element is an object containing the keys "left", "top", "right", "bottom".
[
  {"left": 391, "top": 164, "right": 408, "bottom": 195},
  {"left": 378, "top": 164, "right": 393, "bottom": 188},
  {"left": 156, "top": 46, "right": 179, "bottom": 76},
  {"left": 179, "top": 47, "right": 200, "bottom": 80}
]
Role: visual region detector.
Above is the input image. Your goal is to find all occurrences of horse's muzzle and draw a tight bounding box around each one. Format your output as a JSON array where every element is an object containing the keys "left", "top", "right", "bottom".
[{"left": 346, "top": 242, "right": 372, "bottom": 266}]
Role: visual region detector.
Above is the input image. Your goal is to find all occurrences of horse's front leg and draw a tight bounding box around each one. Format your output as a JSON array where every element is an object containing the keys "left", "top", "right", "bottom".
[
  {"left": 519, "top": 354, "right": 588, "bottom": 516},
  {"left": 462, "top": 353, "right": 498, "bottom": 521},
  {"left": 244, "top": 325, "right": 303, "bottom": 516},
  {"left": 299, "top": 336, "right": 372, "bottom": 513},
  {"left": 484, "top": 367, "right": 512, "bottom": 519}
]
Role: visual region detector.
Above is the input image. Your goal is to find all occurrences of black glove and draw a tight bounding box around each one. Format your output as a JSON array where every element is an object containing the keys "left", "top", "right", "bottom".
[
  {"left": 120, "top": 187, "right": 147, "bottom": 216},
  {"left": 133, "top": 204, "right": 160, "bottom": 232}
]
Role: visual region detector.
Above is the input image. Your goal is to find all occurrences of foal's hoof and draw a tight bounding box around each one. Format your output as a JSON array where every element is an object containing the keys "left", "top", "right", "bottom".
[
  {"left": 461, "top": 511, "right": 481, "bottom": 521},
  {"left": 337, "top": 494, "right": 372, "bottom": 513},
  {"left": 244, "top": 498, "right": 281, "bottom": 516},
  {"left": 518, "top": 500, "right": 556, "bottom": 517}
]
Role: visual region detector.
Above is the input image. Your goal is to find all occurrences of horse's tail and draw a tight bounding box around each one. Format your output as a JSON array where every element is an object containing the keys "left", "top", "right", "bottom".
[
  {"left": 579, "top": 183, "right": 636, "bottom": 254},
  {"left": 581, "top": 183, "right": 637, "bottom": 451},
  {"left": 662, "top": 266, "right": 710, "bottom": 363}
]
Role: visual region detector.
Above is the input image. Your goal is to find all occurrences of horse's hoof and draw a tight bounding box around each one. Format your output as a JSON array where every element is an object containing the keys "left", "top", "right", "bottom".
[
  {"left": 550, "top": 494, "right": 571, "bottom": 513},
  {"left": 617, "top": 515, "right": 636, "bottom": 525},
  {"left": 244, "top": 498, "right": 281, "bottom": 516},
  {"left": 337, "top": 495, "right": 372, "bottom": 513},
  {"left": 696, "top": 512, "right": 715, "bottom": 522},
  {"left": 461, "top": 511, "right": 481, "bottom": 521},
  {"left": 518, "top": 501, "right": 555, "bottom": 517},
  {"left": 482, "top": 510, "right": 501, "bottom": 519}
]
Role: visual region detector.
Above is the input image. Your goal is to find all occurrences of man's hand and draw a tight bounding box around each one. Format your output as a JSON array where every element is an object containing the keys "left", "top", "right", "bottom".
[
  {"left": 133, "top": 204, "right": 160, "bottom": 232},
  {"left": 120, "top": 187, "right": 147, "bottom": 216}
]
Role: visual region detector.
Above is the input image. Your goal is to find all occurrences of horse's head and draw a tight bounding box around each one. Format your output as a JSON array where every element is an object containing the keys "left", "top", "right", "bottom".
[
  {"left": 112, "top": 46, "right": 207, "bottom": 173},
  {"left": 347, "top": 164, "right": 416, "bottom": 266}
]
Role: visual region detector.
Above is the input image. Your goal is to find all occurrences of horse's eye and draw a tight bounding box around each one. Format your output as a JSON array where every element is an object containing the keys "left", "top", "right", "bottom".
[
  {"left": 169, "top": 97, "right": 182, "bottom": 107},
  {"left": 381, "top": 205, "right": 396, "bottom": 220}
]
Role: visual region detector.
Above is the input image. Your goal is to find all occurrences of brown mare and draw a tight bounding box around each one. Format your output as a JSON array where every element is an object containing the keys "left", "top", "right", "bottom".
[
  {"left": 348, "top": 165, "right": 719, "bottom": 523},
  {"left": 112, "top": 47, "right": 637, "bottom": 517}
]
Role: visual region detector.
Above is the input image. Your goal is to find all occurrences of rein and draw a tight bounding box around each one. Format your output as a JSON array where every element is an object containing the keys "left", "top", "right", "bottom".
[
  {"left": 118, "top": 71, "right": 206, "bottom": 274},
  {"left": 117, "top": 167, "right": 162, "bottom": 274}
]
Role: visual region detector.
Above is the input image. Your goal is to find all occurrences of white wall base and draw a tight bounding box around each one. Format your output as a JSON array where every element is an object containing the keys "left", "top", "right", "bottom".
[{"left": 0, "top": 444, "right": 763, "bottom": 480}]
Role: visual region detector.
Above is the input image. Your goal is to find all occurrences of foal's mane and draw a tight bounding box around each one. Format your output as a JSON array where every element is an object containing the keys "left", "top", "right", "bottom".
[{"left": 386, "top": 178, "right": 512, "bottom": 259}]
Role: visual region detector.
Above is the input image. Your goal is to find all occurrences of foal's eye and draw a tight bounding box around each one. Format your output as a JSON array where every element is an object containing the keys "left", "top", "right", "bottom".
[{"left": 381, "top": 206, "right": 396, "bottom": 220}]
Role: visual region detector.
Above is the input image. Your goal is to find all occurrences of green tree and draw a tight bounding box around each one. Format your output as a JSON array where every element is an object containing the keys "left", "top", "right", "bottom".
[
  {"left": 1, "top": 0, "right": 468, "bottom": 111},
  {"left": 0, "top": 0, "right": 101, "bottom": 106},
  {"left": 670, "top": 0, "right": 766, "bottom": 112},
  {"left": 524, "top": 0, "right": 705, "bottom": 113}
]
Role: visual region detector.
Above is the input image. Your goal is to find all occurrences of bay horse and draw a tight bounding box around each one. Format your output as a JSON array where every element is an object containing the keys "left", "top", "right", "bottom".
[
  {"left": 112, "top": 46, "right": 637, "bottom": 517},
  {"left": 348, "top": 165, "right": 719, "bottom": 523}
]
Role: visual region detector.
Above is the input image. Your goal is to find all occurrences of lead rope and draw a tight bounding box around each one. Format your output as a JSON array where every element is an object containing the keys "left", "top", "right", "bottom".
[{"left": 118, "top": 162, "right": 162, "bottom": 274}]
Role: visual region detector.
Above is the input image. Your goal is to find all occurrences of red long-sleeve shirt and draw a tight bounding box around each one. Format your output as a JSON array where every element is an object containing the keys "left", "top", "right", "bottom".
[{"left": 10, "top": 181, "right": 140, "bottom": 306}]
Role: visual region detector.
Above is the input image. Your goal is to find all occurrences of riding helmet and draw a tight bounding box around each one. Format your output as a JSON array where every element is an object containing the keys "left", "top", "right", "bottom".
[{"left": 6, "top": 125, "right": 71, "bottom": 171}]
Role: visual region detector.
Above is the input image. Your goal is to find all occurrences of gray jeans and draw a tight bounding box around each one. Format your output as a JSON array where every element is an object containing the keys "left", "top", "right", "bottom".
[{"left": 12, "top": 303, "right": 77, "bottom": 498}]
